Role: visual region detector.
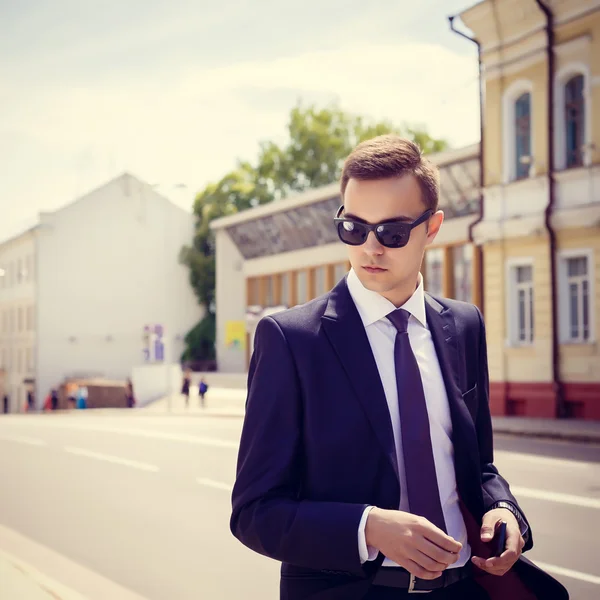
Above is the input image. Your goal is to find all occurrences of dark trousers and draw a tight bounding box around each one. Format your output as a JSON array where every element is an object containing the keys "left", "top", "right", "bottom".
[{"left": 364, "top": 579, "right": 489, "bottom": 599}]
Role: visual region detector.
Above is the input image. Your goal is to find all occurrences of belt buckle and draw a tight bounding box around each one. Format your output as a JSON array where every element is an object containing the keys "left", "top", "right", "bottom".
[{"left": 408, "top": 574, "right": 432, "bottom": 594}]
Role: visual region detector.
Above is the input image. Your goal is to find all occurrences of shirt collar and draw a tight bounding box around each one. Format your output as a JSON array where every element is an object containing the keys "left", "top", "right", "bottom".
[{"left": 346, "top": 268, "right": 427, "bottom": 329}]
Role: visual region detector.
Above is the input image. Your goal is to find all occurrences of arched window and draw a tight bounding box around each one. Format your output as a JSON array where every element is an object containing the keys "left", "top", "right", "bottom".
[
  {"left": 515, "top": 93, "right": 531, "bottom": 180},
  {"left": 565, "top": 74, "right": 585, "bottom": 168}
]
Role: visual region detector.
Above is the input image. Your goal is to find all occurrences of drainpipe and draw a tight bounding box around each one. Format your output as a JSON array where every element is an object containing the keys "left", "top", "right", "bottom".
[
  {"left": 448, "top": 16, "right": 485, "bottom": 315},
  {"left": 534, "top": 0, "right": 566, "bottom": 418}
]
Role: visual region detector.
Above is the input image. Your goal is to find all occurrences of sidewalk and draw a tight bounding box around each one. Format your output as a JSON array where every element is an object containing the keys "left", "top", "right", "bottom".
[
  {"left": 492, "top": 416, "right": 600, "bottom": 444},
  {"left": 143, "top": 390, "right": 600, "bottom": 443},
  {"left": 0, "top": 549, "right": 86, "bottom": 600}
]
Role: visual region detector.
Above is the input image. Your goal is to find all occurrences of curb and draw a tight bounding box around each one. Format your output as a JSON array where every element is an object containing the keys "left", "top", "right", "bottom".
[{"left": 492, "top": 427, "right": 600, "bottom": 444}]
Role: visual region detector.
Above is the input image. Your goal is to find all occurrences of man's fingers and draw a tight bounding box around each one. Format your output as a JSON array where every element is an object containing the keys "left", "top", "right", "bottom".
[
  {"left": 417, "top": 538, "right": 460, "bottom": 567},
  {"left": 404, "top": 559, "right": 443, "bottom": 581},
  {"left": 420, "top": 521, "right": 462, "bottom": 554},
  {"left": 410, "top": 549, "right": 449, "bottom": 573},
  {"left": 505, "top": 524, "right": 523, "bottom": 554},
  {"left": 472, "top": 549, "right": 518, "bottom": 575}
]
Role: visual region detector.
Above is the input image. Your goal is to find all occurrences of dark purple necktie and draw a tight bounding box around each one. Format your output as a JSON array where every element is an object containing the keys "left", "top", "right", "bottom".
[{"left": 387, "top": 308, "right": 447, "bottom": 533}]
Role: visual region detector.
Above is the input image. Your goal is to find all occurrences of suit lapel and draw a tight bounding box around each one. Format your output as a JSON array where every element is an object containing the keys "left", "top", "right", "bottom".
[
  {"left": 321, "top": 278, "right": 399, "bottom": 483},
  {"left": 425, "top": 295, "right": 483, "bottom": 516}
]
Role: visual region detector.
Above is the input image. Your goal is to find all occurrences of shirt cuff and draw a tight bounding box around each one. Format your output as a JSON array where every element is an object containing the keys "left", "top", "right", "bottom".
[{"left": 358, "top": 506, "right": 379, "bottom": 564}]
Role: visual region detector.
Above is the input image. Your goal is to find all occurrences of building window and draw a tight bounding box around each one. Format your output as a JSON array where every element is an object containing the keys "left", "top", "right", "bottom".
[
  {"left": 509, "top": 263, "right": 534, "bottom": 344},
  {"left": 425, "top": 249, "right": 444, "bottom": 296},
  {"left": 334, "top": 263, "right": 348, "bottom": 283},
  {"left": 515, "top": 93, "right": 532, "bottom": 180},
  {"left": 247, "top": 278, "right": 259, "bottom": 306},
  {"left": 314, "top": 266, "right": 326, "bottom": 297},
  {"left": 296, "top": 270, "right": 308, "bottom": 304},
  {"left": 565, "top": 75, "right": 585, "bottom": 169},
  {"left": 560, "top": 254, "right": 592, "bottom": 343},
  {"left": 264, "top": 276, "right": 274, "bottom": 307},
  {"left": 16, "top": 259, "right": 23, "bottom": 284},
  {"left": 280, "top": 273, "right": 289, "bottom": 306},
  {"left": 453, "top": 244, "right": 473, "bottom": 303}
]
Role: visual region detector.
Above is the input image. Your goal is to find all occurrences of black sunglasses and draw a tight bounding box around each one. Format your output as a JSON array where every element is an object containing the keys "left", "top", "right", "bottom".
[{"left": 334, "top": 206, "right": 433, "bottom": 249}]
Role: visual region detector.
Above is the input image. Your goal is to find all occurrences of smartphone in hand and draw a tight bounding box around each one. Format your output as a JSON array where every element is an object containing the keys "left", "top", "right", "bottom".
[{"left": 494, "top": 521, "right": 508, "bottom": 557}]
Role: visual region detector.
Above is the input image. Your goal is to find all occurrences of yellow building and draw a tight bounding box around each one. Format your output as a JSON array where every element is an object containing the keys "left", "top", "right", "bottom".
[{"left": 459, "top": 0, "right": 600, "bottom": 419}]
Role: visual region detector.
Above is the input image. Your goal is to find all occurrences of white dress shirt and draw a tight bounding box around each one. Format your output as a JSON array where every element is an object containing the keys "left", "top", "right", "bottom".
[{"left": 346, "top": 269, "right": 470, "bottom": 569}]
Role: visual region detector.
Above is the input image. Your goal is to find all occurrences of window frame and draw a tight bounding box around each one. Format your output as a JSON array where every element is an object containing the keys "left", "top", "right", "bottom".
[
  {"left": 554, "top": 64, "right": 592, "bottom": 171},
  {"left": 558, "top": 248, "right": 595, "bottom": 344},
  {"left": 502, "top": 79, "right": 534, "bottom": 183},
  {"left": 425, "top": 248, "right": 444, "bottom": 297},
  {"left": 506, "top": 258, "right": 535, "bottom": 346}
]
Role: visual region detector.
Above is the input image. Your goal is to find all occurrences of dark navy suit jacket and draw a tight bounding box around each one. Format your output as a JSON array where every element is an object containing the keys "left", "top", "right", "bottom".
[{"left": 231, "top": 277, "right": 568, "bottom": 600}]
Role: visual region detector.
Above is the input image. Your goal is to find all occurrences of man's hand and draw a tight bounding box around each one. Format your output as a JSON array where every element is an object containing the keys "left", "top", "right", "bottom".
[
  {"left": 365, "top": 508, "right": 462, "bottom": 580},
  {"left": 471, "top": 508, "right": 524, "bottom": 576}
]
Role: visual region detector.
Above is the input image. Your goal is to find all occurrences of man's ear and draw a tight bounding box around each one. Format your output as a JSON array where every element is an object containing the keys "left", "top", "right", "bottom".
[{"left": 425, "top": 210, "right": 444, "bottom": 245}]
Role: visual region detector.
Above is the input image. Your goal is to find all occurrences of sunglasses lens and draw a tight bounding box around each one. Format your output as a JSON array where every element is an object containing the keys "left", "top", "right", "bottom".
[
  {"left": 337, "top": 221, "right": 368, "bottom": 245},
  {"left": 376, "top": 224, "right": 410, "bottom": 248}
]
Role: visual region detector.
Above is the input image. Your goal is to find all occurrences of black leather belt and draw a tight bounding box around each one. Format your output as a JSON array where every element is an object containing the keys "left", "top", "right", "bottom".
[{"left": 372, "top": 564, "right": 471, "bottom": 593}]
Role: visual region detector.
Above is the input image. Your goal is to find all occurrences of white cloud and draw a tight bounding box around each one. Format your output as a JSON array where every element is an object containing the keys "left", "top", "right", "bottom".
[{"left": 1, "top": 40, "right": 478, "bottom": 241}]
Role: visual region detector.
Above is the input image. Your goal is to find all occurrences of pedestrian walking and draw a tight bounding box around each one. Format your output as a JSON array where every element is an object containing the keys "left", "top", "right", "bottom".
[
  {"left": 126, "top": 378, "right": 136, "bottom": 408},
  {"left": 230, "top": 136, "right": 567, "bottom": 599},
  {"left": 50, "top": 389, "right": 59, "bottom": 411},
  {"left": 181, "top": 369, "right": 191, "bottom": 409},
  {"left": 198, "top": 377, "right": 208, "bottom": 408}
]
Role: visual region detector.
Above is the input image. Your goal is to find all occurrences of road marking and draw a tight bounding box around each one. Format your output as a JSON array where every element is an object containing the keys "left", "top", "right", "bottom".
[
  {"left": 512, "top": 486, "right": 600, "bottom": 509},
  {"left": 18, "top": 420, "right": 240, "bottom": 449},
  {"left": 64, "top": 446, "right": 160, "bottom": 472},
  {"left": 534, "top": 561, "right": 600, "bottom": 585},
  {"left": 197, "top": 477, "right": 233, "bottom": 492},
  {"left": 0, "top": 434, "right": 46, "bottom": 446},
  {"left": 495, "top": 451, "right": 596, "bottom": 470}
]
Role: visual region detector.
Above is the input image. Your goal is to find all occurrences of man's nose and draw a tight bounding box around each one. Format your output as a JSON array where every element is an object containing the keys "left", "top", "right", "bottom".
[{"left": 363, "top": 231, "right": 384, "bottom": 256}]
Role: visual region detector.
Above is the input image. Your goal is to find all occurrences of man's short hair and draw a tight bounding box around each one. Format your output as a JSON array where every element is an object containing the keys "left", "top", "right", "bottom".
[{"left": 340, "top": 135, "right": 440, "bottom": 212}]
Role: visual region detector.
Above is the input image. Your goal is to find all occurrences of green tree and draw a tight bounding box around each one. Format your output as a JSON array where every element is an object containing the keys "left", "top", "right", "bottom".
[{"left": 180, "top": 102, "right": 448, "bottom": 363}]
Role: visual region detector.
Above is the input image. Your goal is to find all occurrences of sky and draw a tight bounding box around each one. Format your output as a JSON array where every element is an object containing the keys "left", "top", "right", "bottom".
[{"left": 1, "top": 0, "right": 479, "bottom": 242}]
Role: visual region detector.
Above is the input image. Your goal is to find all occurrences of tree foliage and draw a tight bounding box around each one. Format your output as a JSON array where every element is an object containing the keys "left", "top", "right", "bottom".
[{"left": 180, "top": 102, "right": 448, "bottom": 361}]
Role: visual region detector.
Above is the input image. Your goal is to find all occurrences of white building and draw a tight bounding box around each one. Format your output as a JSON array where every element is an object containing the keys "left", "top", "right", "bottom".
[
  {"left": 0, "top": 173, "right": 201, "bottom": 411},
  {"left": 0, "top": 227, "right": 37, "bottom": 412}
]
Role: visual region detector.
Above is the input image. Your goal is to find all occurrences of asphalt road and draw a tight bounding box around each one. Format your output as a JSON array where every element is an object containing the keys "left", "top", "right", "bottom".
[{"left": 0, "top": 412, "right": 599, "bottom": 600}]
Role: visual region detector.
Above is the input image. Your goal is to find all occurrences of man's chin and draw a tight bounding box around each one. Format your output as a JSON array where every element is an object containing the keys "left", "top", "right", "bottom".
[{"left": 356, "top": 271, "right": 392, "bottom": 292}]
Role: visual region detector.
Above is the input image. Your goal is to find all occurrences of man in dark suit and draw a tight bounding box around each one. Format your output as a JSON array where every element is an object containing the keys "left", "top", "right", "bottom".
[{"left": 230, "top": 136, "right": 568, "bottom": 599}]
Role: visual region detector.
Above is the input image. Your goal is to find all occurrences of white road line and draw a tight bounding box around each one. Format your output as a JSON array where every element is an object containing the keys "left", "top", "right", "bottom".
[
  {"left": 17, "top": 420, "right": 240, "bottom": 449},
  {"left": 63, "top": 446, "right": 159, "bottom": 472},
  {"left": 495, "top": 451, "right": 596, "bottom": 470},
  {"left": 534, "top": 561, "right": 600, "bottom": 585},
  {"left": 197, "top": 477, "right": 233, "bottom": 492},
  {"left": 512, "top": 486, "right": 600, "bottom": 510},
  {"left": 0, "top": 434, "right": 46, "bottom": 446}
]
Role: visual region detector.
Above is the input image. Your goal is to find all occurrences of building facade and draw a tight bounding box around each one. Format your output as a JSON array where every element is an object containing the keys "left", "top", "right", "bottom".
[
  {"left": 0, "top": 228, "right": 37, "bottom": 412},
  {"left": 460, "top": 0, "right": 600, "bottom": 419},
  {"left": 212, "top": 144, "right": 481, "bottom": 374},
  {"left": 0, "top": 173, "right": 201, "bottom": 411}
]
